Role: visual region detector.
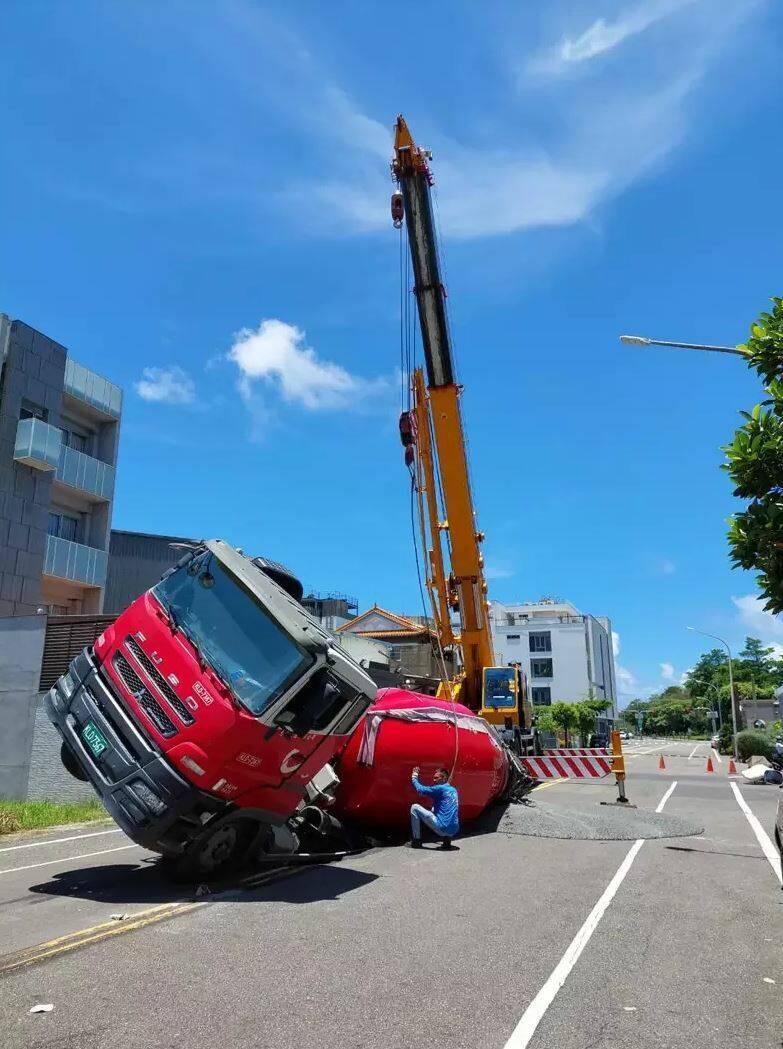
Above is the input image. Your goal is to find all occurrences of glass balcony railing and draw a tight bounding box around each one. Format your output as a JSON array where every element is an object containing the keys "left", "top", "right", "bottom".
[
  {"left": 64, "top": 358, "right": 123, "bottom": 419},
  {"left": 13, "top": 417, "right": 62, "bottom": 471},
  {"left": 44, "top": 534, "right": 108, "bottom": 589},
  {"left": 57, "top": 443, "right": 114, "bottom": 501}
]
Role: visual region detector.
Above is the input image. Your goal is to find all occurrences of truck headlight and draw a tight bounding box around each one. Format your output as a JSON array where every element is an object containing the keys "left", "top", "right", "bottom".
[
  {"left": 59, "top": 671, "right": 77, "bottom": 699},
  {"left": 48, "top": 686, "right": 65, "bottom": 713}
]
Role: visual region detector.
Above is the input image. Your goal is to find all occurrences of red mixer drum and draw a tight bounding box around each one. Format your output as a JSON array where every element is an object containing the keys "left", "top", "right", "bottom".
[{"left": 332, "top": 687, "right": 511, "bottom": 831}]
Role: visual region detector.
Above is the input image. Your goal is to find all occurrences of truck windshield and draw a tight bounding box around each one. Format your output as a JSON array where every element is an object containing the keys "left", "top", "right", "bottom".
[{"left": 153, "top": 556, "right": 311, "bottom": 716}]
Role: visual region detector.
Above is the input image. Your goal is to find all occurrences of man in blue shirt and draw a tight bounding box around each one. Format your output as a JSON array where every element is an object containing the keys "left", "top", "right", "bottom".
[{"left": 410, "top": 766, "right": 460, "bottom": 850}]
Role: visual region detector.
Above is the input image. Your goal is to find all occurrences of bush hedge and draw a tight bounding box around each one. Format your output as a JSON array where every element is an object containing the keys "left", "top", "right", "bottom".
[{"left": 735, "top": 729, "right": 775, "bottom": 763}]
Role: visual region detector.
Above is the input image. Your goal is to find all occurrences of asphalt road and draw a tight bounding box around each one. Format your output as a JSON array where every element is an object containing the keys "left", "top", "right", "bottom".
[{"left": 0, "top": 739, "right": 781, "bottom": 1048}]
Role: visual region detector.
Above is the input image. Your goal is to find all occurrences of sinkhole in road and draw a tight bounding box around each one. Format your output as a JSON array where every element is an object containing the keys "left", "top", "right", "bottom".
[{"left": 487, "top": 801, "right": 704, "bottom": 841}]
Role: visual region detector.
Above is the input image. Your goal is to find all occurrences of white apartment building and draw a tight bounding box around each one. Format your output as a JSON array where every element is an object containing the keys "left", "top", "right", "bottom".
[{"left": 490, "top": 599, "right": 618, "bottom": 727}]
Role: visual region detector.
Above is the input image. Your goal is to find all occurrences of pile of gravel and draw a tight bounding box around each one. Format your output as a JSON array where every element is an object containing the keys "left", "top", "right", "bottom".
[{"left": 489, "top": 800, "right": 703, "bottom": 841}]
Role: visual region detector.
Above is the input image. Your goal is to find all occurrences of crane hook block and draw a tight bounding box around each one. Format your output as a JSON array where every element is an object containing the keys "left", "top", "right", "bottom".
[
  {"left": 399, "top": 410, "right": 416, "bottom": 447},
  {"left": 391, "top": 192, "right": 404, "bottom": 228}
]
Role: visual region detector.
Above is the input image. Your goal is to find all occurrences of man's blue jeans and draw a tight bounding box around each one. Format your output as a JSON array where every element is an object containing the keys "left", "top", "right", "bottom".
[{"left": 410, "top": 803, "right": 447, "bottom": 840}]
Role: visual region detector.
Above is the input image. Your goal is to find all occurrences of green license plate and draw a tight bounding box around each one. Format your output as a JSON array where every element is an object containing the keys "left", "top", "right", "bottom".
[{"left": 82, "top": 721, "right": 108, "bottom": 758}]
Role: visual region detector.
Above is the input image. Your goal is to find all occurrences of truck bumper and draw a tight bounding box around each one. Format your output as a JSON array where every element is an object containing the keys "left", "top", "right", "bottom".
[{"left": 45, "top": 648, "right": 226, "bottom": 856}]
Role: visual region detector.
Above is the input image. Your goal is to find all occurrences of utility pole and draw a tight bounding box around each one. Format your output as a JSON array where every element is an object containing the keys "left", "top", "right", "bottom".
[{"left": 687, "top": 627, "right": 739, "bottom": 760}]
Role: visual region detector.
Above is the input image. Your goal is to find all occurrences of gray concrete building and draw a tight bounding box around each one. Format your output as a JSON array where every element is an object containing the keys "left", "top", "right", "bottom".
[
  {"left": 0, "top": 313, "right": 122, "bottom": 616},
  {"left": 104, "top": 528, "right": 193, "bottom": 614}
]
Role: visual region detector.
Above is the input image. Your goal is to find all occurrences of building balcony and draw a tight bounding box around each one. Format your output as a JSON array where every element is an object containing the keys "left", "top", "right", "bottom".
[
  {"left": 56, "top": 443, "right": 115, "bottom": 502},
  {"left": 13, "top": 417, "right": 62, "bottom": 471},
  {"left": 44, "top": 534, "right": 108, "bottom": 589},
  {"left": 64, "top": 358, "right": 123, "bottom": 420}
]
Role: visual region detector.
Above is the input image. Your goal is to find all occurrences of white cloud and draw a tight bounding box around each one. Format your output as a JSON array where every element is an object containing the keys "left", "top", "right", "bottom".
[
  {"left": 732, "top": 593, "right": 783, "bottom": 639},
  {"left": 227, "top": 318, "right": 389, "bottom": 411},
  {"left": 100, "top": 2, "right": 766, "bottom": 246},
  {"left": 616, "top": 664, "right": 639, "bottom": 693},
  {"left": 660, "top": 661, "right": 676, "bottom": 681},
  {"left": 135, "top": 366, "right": 195, "bottom": 405},
  {"left": 660, "top": 558, "right": 676, "bottom": 575},
  {"left": 293, "top": 1, "right": 763, "bottom": 241},
  {"left": 612, "top": 632, "right": 657, "bottom": 698},
  {"left": 679, "top": 665, "right": 693, "bottom": 685},
  {"left": 485, "top": 560, "right": 515, "bottom": 581},
  {"left": 529, "top": 0, "right": 697, "bottom": 75}
]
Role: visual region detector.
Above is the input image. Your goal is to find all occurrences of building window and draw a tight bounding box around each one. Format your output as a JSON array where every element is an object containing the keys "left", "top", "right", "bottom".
[
  {"left": 532, "top": 687, "right": 551, "bottom": 705},
  {"left": 20, "top": 399, "right": 47, "bottom": 422},
  {"left": 529, "top": 631, "right": 551, "bottom": 653},
  {"left": 507, "top": 634, "right": 520, "bottom": 642},
  {"left": 506, "top": 613, "right": 514, "bottom": 625},
  {"left": 61, "top": 428, "right": 88, "bottom": 453},
  {"left": 48, "top": 512, "right": 79, "bottom": 542},
  {"left": 530, "top": 658, "right": 553, "bottom": 678}
]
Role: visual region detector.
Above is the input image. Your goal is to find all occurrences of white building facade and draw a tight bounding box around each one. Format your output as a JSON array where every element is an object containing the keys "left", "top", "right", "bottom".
[{"left": 490, "top": 599, "right": 618, "bottom": 728}]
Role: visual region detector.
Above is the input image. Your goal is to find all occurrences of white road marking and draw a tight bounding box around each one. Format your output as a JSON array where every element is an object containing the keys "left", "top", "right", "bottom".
[
  {"left": 0, "top": 828, "right": 122, "bottom": 855},
  {"left": 730, "top": 782, "right": 782, "bottom": 885},
  {"left": 628, "top": 745, "right": 667, "bottom": 757},
  {"left": 711, "top": 748, "right": 722, "bottom": 765},
  {"left": 0, "top": 844, "right": 140, "bottom": 877},
  {"left": 688, "top": 745, "right": 700, "bottom": 760},
  {"left": 502, "top": 781, "right": 678, "bottom": 1049}
]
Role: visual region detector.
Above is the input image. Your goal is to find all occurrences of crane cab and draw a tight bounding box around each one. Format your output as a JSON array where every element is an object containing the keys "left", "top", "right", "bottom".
[{"left": 480, "top": 665, "right": 537, "bottom": 756}]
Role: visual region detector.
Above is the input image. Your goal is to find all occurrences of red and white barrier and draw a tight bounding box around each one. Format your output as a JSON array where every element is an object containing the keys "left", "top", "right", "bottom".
[
  {"left": 521, "top": 748, "right": 613, "bottom": 780},
  {"left": 549, "top": 748, "right": 608, "bottom": 757}
]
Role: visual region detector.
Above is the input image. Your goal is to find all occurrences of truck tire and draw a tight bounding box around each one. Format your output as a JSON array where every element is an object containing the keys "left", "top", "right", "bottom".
[
  {"left": 251, "top": 557, "right": 304, "bottom": 602},
  {"left": 168, "top": 817, "right": 257, "bottom": 881},
  {"left": 60, "top": 741, "right": 89, "bottom": 782}
]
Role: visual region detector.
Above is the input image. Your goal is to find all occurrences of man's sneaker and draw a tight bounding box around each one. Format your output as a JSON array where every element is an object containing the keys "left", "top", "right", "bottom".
[
  {"left": 409, "top": 839, "right": 423, "bottom": 849},
  {"left": 439, "top": 838, "right": 455, "bottom": 850}
]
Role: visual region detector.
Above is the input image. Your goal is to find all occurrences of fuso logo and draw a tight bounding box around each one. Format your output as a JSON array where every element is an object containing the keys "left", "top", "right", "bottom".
[{"left": 193, "top": 682, "right": 213, "bottom": 706}]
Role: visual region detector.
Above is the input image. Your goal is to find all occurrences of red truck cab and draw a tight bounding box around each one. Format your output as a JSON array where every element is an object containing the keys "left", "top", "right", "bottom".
[{"left": 46, "top": 540, "right": 377, "bottom": 876}]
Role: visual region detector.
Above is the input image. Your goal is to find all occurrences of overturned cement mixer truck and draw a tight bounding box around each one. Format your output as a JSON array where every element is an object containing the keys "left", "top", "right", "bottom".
[{"left": 46, "top": 540, "right": 530, "bottom": 878}]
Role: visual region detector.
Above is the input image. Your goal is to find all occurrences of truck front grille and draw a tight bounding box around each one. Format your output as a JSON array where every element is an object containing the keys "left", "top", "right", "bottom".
[
  {"left": 125, "top": 635, "right": 195, "bottom": 726},
  {"left": 112, "top": 652, "right": 178, "bottom": 739}
]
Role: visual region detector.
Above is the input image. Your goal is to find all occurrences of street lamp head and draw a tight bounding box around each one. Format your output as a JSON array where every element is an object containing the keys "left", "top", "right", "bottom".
[{"left": 620, "top": 334, "right": 651, "bottom": 346}]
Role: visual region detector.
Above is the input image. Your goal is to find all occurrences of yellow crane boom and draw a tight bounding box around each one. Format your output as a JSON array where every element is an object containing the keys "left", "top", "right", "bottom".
[{"left": 393, "top": 115, "right": 531, "bottom": 737}]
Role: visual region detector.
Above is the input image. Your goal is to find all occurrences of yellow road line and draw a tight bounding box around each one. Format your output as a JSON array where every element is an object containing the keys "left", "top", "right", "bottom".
[
  {"left": 534, "top": 779, "right": 566, "bottom": 791},
  {"left": 6, "top": 901, "right": 189, "bottom": 953},
  {"left": 0, "top": 901, "right": 205, "bottom": 976},
  {"left": 0, "top": 862, "right": 298, "bottom": 977}
]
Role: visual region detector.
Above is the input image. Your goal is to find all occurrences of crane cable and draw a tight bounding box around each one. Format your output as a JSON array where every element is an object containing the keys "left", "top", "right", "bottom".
[{"left": 408, "top": 465, "right": 461, "bottom": 781}]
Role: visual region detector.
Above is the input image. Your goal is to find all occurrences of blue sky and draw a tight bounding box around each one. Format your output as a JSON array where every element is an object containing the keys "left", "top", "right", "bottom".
[{"left": 2, "top": 1, "right": 782, "bottom": 703}]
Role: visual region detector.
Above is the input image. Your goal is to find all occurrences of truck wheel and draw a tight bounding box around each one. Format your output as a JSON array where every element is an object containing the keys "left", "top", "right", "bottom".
[
  {"left": 60, "top": 741, "right": 88, "bottom": 782},
  {"left": 173, "top": 818, "right": 256, "bottom": 881}
]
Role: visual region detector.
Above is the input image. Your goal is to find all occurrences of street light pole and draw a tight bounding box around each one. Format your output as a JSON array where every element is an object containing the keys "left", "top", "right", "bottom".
[
  {"left": 690, "top": 678, "right": 723, "bottom": 731},
  {"left": 619, "top": 335, "right": 747, "bottom": 358},
  {"left": 687, "top": 627, "right": 739, "bottom": 760}
]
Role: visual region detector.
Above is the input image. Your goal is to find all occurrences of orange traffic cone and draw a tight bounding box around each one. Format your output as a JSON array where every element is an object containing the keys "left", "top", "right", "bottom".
[
  {"left": 728, "top": 759, "right": 738, "bottom": 775},
  {"left": 659, "top": 754, "right": 666, "bottom": 770},
  {"left": 706, "top": 756, "right": 714, "bottom": 773}
]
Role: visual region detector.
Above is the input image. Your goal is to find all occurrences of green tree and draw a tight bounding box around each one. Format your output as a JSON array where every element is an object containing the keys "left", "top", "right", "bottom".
[
  {"left": 549, "top": 702, "right": 578, "bottom": 746},
  {"left": 574, "top": 702, "right": 599, "bottom": 746},
  {"left": 723, "top": 297, "right": 783, "bottom": 613}
]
